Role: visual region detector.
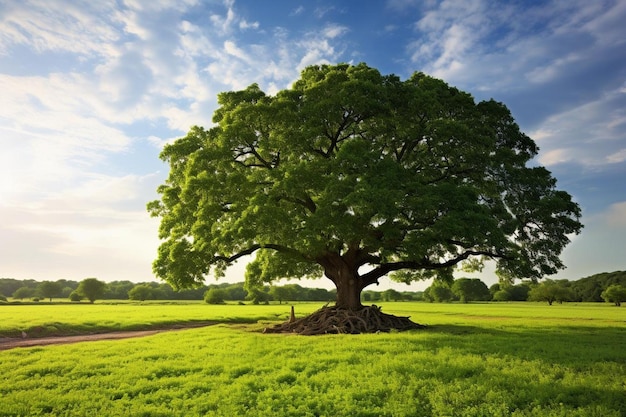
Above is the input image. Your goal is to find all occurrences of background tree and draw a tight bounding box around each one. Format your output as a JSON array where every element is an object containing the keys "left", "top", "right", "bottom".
[
  {"left": 425, "top": 283, "right": 455, "bottom": 303},
  {"left": 69, "top": 291, "right": 82, "bottom": 302},
  {"left": 528, "top": 280, "right": 573, "bottom": 305},
  {"left": 1, "top": 279, "right": 38, "bottom": 298},
  {"left": 491, "top": 282, "right": 531, "bottom": 301},
  {"left": 204, "top": 288, "right": 226, "bottom": 304},
  {"left": 571, "top": 271, "right": 626, "bottom": 302},
  {"left": 12, "top": 286, "right": 34, "bottom": 300},
  {"left": 269, "top": 285, "right": 293, "bottom": 304},
  {"left": 104, "top": 281, "right": 135, "bottom": 299},
  {"left": 246, "top": 287, "right": 271, "bottom": 305},
  {"left": 451, "top": 278, "right": 491, "bottom": 303},
  {"left": 382, "top": 289, "right": 403, "bottom": 301},
  {"left": 601, "top": 285, "right": 626, "bottom": 306},
  {"left": 37, "top": 281, "right": 62, "bottom": 302},
  {"left": 76, "top": 278, "right": 106, "bottom": 304},
  {"left": 149, "top": 63, "right": 582, "bottom": 331},
  {"left": 128, "top": 284, "right": 157, "bottom": 301}
]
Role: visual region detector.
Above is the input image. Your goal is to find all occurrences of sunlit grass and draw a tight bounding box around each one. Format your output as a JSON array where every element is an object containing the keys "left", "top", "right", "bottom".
[
  {"left": 0, "top": 302, "right": 322, "bottom": 338},
  {"left": 0, "top": 302, "right": 624, "bottom": 416}
]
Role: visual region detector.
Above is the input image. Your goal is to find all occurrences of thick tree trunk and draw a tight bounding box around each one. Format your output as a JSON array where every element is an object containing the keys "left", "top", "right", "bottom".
[
  {"left": 335, "top": 274, "right": 363, "bottom": 310},
  {"left": 318, "top": 252, "right": 364, "bottom": 310}
]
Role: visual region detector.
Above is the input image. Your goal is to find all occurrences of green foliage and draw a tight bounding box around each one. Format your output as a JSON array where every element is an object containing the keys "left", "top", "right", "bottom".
[
  {"left": 12, "top": 286, "right": 34, "bottom": 300},
  {"left": 148, "top": 63, "right": 582, "bottom": 308},
  {"left": 451, "top": 278, "right": 491, "bottom": 302},
  {"left": 37, "top": 281, "right": 63, "bottom": 302},
  {"left": 269, "top": 285, "right": 292, "bottom": 304},
  {"left": 76, "top": 278, "right": 107, "bottom": 303},
  {"left": 69, "top": 291, "right": 83, "bottom": 302},
  {"left": 204, "top": 288, "right": 226, "bottom": 304},
  {"left": 601, "top": 284, "right": 626, "bottom": 306},
  {"left": 570, "top": 270, "right": 626, "bottom": 302},
  {"left": 528, "top": 280, "right": 574, "bottom": 305},
  {"left": 425, "top": 282, "right": 455, "bottom": 303},
  {"left": 492, "top": 282, "right": 532, "bottom": 301},
  {"left": 0, "top": 303, "right": 624, "bottom": 416},
  {"left": 0, "top": 278, "right": 38, "bottom": 298},
  {"left": 128, "top": 284, "right": 161, "bottom": 301},
  {"left": 382, "top": 288, "right": 403, "bottom": 301}
]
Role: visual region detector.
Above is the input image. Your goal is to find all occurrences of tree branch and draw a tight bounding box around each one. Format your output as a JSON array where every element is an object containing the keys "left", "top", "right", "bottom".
[
  {"left": 212, "top": 243, "right": 306, "bottom": 264},
  {"left": 359, "top": 249, "right": 511, "bottom": 288}
]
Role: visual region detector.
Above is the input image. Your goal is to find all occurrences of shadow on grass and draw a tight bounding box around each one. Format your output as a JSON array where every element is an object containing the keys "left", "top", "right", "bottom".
[
  {"left": 405, "top": 324, "right": 626, "bottom": 415},
  {"left": 422, "top": 323, "right": 626, "bottom": 364}
]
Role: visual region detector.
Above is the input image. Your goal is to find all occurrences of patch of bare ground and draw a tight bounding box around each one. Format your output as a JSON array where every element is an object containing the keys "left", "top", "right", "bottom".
[{"left": 0, "top": 321, "right": 219, "bottom": 351}]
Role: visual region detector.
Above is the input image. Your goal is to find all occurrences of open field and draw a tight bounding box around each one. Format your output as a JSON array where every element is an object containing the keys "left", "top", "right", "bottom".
[
  {"left": 0, "top": 301, "right": 322, "bottom": 339},
  {"left": 0, "top": 302, "right": 624, "bottom": 416}
]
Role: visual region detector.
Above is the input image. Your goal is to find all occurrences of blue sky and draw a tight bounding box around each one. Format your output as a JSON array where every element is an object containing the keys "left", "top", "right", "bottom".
[{"left": 1, "top": 0, "right": 625, "bottom": 290}]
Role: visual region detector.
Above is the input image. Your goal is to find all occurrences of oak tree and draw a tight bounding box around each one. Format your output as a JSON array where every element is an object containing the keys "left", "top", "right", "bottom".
[{"left": 149, "top": 63, "right": 582, "bottom": 330}]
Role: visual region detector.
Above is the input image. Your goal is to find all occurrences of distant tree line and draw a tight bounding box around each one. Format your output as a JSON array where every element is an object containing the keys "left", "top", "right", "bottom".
[
  {"left": 0, "top": 278, "right": 337, "bottom": 304},
  {"left": 423, "top": 271, "right": 626, "bottom": 305},
  {"left": 1, "top": 270, "right": 625, "bottom": 306}
]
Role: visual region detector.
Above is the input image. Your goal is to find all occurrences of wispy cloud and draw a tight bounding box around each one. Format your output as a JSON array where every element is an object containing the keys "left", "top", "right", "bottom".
[
  {"left": 0, "top": 0, "right": 353, "bottom": 280},
  {"left": 0, "top": 1, "right": 119, "bottom": 55},
  {"left": 532, "top": 87, "right": 626, "bottom": 168}
]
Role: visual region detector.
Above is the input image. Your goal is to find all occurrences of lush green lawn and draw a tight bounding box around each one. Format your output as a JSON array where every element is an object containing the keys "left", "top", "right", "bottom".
[
  {"left": 0, "top": 302, "right": 624, "bottom": 416},
  {"left": 0, "top": 302, "right": 322, "bottom": 338}
]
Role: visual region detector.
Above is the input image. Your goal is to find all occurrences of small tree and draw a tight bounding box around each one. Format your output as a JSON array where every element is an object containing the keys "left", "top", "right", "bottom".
[
  {"left": 76, "top": 278, "right": 106, "bottom": 304},
  {"left": 269, "top": 285, "right": 292, "bottom": 304},
  {"left": 37, "top": 281, "right": 63, "bottom": 302},
  {"left": 69, "top": 291, "right": 83, "bottom": 302},
  {"left": 128, "top": 284, "right": 157, "bottom": 301},
  {"left": 528, "top": 280, "right": 573, "bottom": 305},
  {"left": 491, "top": 282, "right": 531, "bottom": 301},
  {"left": 601, "top": 285, "right": 626, "bottom": 306},
  {"left": 12, "top": 287, "right": 34, "bottom": 300},
  {"left": 382, "top": 289, "right": 403, "bottom": 301},
  {"left": 204, "top": 288, "right": 226, "bottom": 304},
  {"left": 427, "top": 284, "right": 455, "bottom": 303},
  {"left": 451, "top": 278, "right": 491, "bottom": 303}
]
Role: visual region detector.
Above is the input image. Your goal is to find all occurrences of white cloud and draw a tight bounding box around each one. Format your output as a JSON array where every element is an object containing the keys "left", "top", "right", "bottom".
[
  {"left": 532, "top": 87, "right": 626, "bottom": 168},
  {"left": 606, "top": 149, "right": 626, "bottom": 164},
  {"left": 324, "top": 24, "right": 349, "bottom": 39},
  {"left": 223, "top": 40, "right": 252, "bottom": 62},
  {"left": 314, "top": 6, "right": 336, "bottom": 19},
  {"left": 0, "top": 1, "right": 119, "bottom": 55},
  {"left": 210, "top": 1, "right": 237, "bottom": 34},
  {"left": 239, "top": 20, "right": 259, "bottom": 30},
  {"left": 290, "top": 6, "right": 305, "bottom": 16}
]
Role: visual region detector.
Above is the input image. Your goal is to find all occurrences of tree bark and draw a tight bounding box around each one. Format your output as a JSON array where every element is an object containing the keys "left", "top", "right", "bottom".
[{"left": 318, "top": 252, "right": 364, "bottom": 310}]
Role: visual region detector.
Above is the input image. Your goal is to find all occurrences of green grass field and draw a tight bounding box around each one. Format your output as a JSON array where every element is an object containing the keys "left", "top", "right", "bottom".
[{"left": 0, "top": 302, "right": 624, "bottom": 416}]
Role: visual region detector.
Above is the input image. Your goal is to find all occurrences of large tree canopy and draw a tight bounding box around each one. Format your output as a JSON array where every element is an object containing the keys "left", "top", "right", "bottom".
[{"left": 148, "top": 63, "right": 582, "bottom": 311}]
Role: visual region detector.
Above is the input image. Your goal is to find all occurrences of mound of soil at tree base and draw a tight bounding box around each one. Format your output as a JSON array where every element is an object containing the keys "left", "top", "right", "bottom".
[{"left": 263, "top": 305, "right": 425, "bottom": 335}]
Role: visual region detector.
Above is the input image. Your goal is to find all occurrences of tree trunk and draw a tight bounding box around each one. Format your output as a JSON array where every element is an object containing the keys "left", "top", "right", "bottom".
[
  {"left": 318, "top": 252, "right": 364, "bottom": 310},
  {"left": 335, "top": 275, "right": 363, "bottom": 310}
]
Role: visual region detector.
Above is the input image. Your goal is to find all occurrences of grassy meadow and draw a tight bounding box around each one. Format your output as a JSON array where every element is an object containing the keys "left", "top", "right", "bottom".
[{"left": 0, "top": 302, "right": 624, "bottom": 416}]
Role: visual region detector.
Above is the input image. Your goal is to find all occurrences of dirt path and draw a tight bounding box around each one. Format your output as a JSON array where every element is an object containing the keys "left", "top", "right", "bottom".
[{"left": 0, "top": 322, "right": 219, "bottom": 351}]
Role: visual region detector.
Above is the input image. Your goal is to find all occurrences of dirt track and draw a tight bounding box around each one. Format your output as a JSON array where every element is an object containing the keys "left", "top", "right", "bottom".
[{"left": 0, "top": 322, "right": 218, "bottom": 351}]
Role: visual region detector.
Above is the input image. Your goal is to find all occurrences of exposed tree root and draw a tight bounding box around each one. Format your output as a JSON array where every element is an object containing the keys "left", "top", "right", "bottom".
[{"left": 263, "top": 305, "right": 425, "bottom": 335}]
